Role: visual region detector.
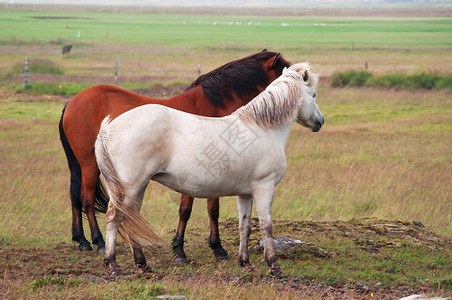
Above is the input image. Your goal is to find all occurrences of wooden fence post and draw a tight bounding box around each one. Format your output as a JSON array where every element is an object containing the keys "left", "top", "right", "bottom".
[
  {"left": 23, "top": 56, "right": 28, "bottom": 89},
  {"left": 114, "top": 58, "right": 119, "bottom": 85}
]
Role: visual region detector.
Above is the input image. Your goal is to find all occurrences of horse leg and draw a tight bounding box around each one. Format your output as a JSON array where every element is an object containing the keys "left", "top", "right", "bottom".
[
  {"left": 130, "top": 237, "right": 153, "bottom": 274},
  {"left": 129, "top": 192, "right": 153, "bottom": 274},
  {"left": 172, "top": 194, "right": 193, "bottom": 263},
  {"left": 71, "top": 205, "right": 93, "bottom": 251},
  {"left": 61, "top": 127, "right": 92, "bottom": 251},
  {"left": 104, "top": 202, "right": 123, "bottom": 276},
  {"left": 207, "top": 198, "right": 229, "bottom": 260},
  {"left": 253, "top": 184, "right": 284, "bottom": 279},
  {"left": 86, "top": 205, "right": 106, "bottom": 254},
  {"left": 58, "top": 113, "right": 93, "bottom": 251},
  {"left": 80, "top": 166, "right": 106, "bottom": 254},
  {"left": 237, "top": 195, "right": 253, "bottom": 270},
  {"left": 130, "top": 245, "right": 152, "bottom": 273}
]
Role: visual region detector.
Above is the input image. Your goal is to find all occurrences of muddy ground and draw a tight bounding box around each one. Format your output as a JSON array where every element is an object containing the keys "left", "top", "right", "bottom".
[{"left": 1, "top": 217, "right": 451, "bottom": 299}]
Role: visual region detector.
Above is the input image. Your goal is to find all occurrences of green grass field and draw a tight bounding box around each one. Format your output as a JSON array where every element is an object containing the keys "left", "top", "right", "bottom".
[
  {"left": 1, "top": 8, "right": 451, "bottom": 92},
  {"left": 1, "top": 9, "right": 451, "bottom": 50},
  {"left": 0, "top": 6, "right": 451, "bottom": 299}
]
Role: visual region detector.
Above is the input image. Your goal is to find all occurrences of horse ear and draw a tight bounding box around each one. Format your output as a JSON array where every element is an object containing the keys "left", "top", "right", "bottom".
[
  {"left": 303, "top": 70, "right": 309, "bottom": 81},
  {"left": 264, "top": 53, "right": 280, "bottom": 70},
  {"left": 271, "top": 53, "right": 281, "bottom": 68},
  {"left": 282, "top": 67, "right": 288, "bottom": 73},
  {"left": 262, "top": 48, "right": 267, "bottom": 52}
]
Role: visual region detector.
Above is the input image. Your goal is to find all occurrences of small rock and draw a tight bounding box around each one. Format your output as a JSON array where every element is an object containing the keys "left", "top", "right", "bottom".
[
  {"left": 411, "top": 221, "right": 425, "bottom": 228},
  {"left": 82, "top": 273, "right": 105, "bottom": 283},
  {"left": 399, "top": 295, "right": 449, "bottom": 300},
  {"left": 156, "top": 295, "right": 187, "bottom": 300},
  {"left": 254, "top": 236, "right": 306, "bottom": 252},
  {"left": 253, "top": 235, "right": 331, "bottom": 258}
]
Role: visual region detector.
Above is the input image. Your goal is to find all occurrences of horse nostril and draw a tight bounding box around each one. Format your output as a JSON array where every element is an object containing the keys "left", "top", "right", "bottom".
[
  {"left": 316, "top": 118, "right": 324, "bottom": 131},
  {"left": 311, "top": 120, "right": 323, "bottom": 132}
]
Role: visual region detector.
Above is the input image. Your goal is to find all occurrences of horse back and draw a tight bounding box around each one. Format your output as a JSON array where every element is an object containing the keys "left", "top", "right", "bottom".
[
  {"left": 65, "top": 85, "right": 152, "bottom": 123},
  {"left": 61, "top": 85, "right": 161, "bottom": 155}
]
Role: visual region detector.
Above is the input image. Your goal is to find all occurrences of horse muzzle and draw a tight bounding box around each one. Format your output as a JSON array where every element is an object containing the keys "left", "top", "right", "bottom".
[{"left": 310, "top": 115, "right": 324, "bottom": 132}]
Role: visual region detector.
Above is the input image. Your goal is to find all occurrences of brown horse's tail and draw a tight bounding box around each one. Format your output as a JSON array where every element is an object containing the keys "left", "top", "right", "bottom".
[
  {"left": 95, "top": 118, "right": 164, "bottom": 247},
  {"left": 58, "top": 103, "right": 109, "bottom": 214}
]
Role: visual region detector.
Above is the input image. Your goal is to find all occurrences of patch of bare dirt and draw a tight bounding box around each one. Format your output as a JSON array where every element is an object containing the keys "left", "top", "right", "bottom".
[
  {"left": 0, "top": 243, "right": 449, "bottom": 300},
  {"left": 1, "top": 217, "right": 451, "bottom": 299},
  {"left": 161, "top": 272, "right": 450, "bottom": 300}
]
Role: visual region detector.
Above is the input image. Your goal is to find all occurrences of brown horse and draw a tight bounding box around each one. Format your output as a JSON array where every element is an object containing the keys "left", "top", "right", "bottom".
[{"left": 58, "top": 50, "right": 290, "bottom": 265}]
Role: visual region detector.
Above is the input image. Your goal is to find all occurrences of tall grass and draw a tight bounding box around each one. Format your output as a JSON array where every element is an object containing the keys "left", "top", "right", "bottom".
[
  {"left": 1, "top": 86, "right": 451, "bottom": 300},
  {"left": 13, "top": 82, "right": 91, "bottom": 95},
  {"left": 1, "top": 86, "right": 451, "bottom": 239},
  {"left": 11, "top": 59, "right": 64, "bottom": 75},
  {"left": 368, "top": 72, "right": 452, "bottom": 90},
  {"left": 8, "top": 81, "right": 187, "bottom": 95},
  {"left": 331, "top": 70, "right": 452, "bottom": 90},
  {"left": 331, "top": 70, "right": 372, "bottom": 87}
]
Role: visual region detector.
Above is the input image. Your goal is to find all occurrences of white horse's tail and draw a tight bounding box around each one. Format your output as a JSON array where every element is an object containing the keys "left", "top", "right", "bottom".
[{"left": 95, "top": 117, "right": 164, "bottom": 247}]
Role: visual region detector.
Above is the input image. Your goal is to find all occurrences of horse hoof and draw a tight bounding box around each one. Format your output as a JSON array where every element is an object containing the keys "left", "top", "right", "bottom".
[
  {"left": 79, "top": 243, "right": 94, "bottom": 251},
  {"left": 97, "top": 247, "right": 105, "bottom": 255},
  {"left": 241, "top": 262, "right": 255, "bottom": 272},
  {"left": 214, "top": 248, "right": 230, "bottom": 261},
  {"left": 173, "top": 256, "right": 189, "bottom": 264},
  {"left": 107, "top": 265, "right": 122, "bottom": 276},
  {"left": 270, "top": 268, "right": 285, "bottom": 279},
  {"left": 215, "top": 254, "right": 230, "bottom": 261},
  {"left": 109, "top": 269, "right": 122, "bottom": 276},
  {"left": 137, "top": 264, "right": 154, "bottom": 274}
]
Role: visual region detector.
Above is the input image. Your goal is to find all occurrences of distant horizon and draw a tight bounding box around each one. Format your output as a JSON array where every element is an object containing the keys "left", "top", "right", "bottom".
[{"left": 1, "top": 0, "right": 451, "bottom": 8}]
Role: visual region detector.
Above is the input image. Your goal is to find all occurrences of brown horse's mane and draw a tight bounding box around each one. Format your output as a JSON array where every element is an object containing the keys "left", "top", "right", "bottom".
[{"left": 185, "top": 50, "right": 290, "bottom": 108}]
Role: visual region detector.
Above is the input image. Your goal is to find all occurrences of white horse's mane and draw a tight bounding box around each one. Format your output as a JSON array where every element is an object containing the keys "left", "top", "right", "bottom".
[{"left": 233, "top": 62, "right": 318, "bottom": 127}]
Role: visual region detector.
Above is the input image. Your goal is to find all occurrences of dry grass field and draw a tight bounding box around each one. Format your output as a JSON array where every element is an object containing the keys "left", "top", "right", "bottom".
[{"left": 0, "top": 5, "right": 451, "bottom": 299}]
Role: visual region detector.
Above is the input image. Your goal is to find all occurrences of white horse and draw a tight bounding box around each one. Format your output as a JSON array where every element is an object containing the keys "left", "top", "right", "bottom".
[{"left": 94, "top": 62, "right": 324, "bottom": 277}]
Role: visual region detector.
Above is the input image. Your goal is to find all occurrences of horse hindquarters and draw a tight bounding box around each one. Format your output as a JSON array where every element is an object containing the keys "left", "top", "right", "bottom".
[
  {"left": 60, "top": 106, "right": 106, "bottom": 253},
  {"left": 59, "top": 107, "right": 93, "bottom": 251},
  {"left": 95, "top": 121, "right": 162, "bottom": 274}
]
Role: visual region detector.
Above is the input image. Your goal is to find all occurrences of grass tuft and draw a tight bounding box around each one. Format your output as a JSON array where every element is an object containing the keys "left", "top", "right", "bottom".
[
  {"left": 332, "top": 71, "right": 452, "bottom": 90},
  {"left": 11, "top": 59, "right": 64, "bottom": 75},
  {"left": 331, "top": 70, "right": 372, "bottom": 88},
  {"left": 14, "top": 82, "right": 90, "bottom": 95}
]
